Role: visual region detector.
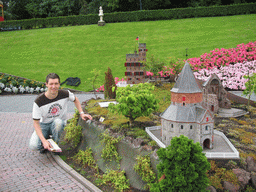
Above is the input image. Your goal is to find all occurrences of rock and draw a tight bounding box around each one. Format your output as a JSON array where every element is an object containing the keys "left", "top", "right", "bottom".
[
  {"left": 206, "top": 186, "right": 217, "bottom": 192},
  {"left": 132, "top": 138, "right": 143, "bottom": 148},
  {"left": 251, "top": 172, "right": 256, "bottom": 189},
  {"left": 124, "top": 136, "right": 133, "bottom": 144},
  {"left": 141, "top": 145, "right": 152, "bottom": 151},
  {"left": 232, "top": 168, "right": 251, "bottom": 187},
  {"left": 246, "top": 156, "right": 256, "bottom": 172},
  {"left": 152, "top": 149, "right": 159, "bottom": 160},
  {"left": 223, "top": 181, "right": 240, "bottom": 192}
]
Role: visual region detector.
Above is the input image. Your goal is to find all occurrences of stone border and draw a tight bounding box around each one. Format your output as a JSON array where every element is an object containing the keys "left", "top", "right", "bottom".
[
  {"left": 146, "top": 126, "right": 240, "bottom": 159},
  {"left": 48, "top": 153, "right": 102, "bottom": 192}
]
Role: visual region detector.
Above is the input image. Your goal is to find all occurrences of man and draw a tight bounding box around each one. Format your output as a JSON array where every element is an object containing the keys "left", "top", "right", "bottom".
[{"left": 29, "top": 73, "right": 92, "bottom": 153}]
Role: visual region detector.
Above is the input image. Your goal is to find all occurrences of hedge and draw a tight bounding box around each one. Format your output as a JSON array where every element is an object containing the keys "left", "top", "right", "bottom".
[{"left": 0, "top": 3, "right": 255, "bottom": 30}]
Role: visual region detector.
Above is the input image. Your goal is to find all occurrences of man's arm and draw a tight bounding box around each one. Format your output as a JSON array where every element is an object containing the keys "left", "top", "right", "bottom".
[
  {"left": 33, "top": 120, "right": 52, "bottom": 150},
  {"left": 73, "top": 96, "right": 92, "bottom": 121}
]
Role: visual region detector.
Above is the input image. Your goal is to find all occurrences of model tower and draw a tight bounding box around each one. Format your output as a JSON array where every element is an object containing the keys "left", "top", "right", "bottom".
[
  {"left": 161, "top": 61, "right": 214, "bottom": 149},
  {"left": 125, "top": 43, "right": 147, "bottom": 84}
]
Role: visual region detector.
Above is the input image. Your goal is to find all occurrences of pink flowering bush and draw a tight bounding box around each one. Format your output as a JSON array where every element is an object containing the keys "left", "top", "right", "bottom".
[
  {"left": 188, "top": 42, "right": 256, "bottom": 71},
  {"left": 194, "top": 61, "right": 256, "bottom": 90},
  {"left": 97, "top": 77, "right": 126, "bottom": 92}
]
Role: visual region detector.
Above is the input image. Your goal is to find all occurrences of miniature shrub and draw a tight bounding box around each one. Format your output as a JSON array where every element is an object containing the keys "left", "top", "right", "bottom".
[
  {"left": 148, "top": 140, "right": 157, "bottom": 147},
  {"left": 227, "top": 129, "right": 240, "bottom": 139},
  {"left": 126, "top": 127, "right": 148, "bottom": 138},
  {"left": 98, "top": 169, "right": 130, "bottom": 192},
  {"left": 134, "top": 155, "right": 156, "bottom": 189},
  {"left": 208, "top": 174, "right": 223, "bottom": 190},
  {"left": 104, "top": 67, "right": 116, "bottom": 99},
  {"left": 207, "top": 161, "right": 239, "bottom": 190},
  {"left": 226, "top": 160, "right": 238, "bottom": 169},
  {"left": 72, "top": 148, "right": 99, "bottom": 171},
  {"left": 100, "top": 131, "right": 122, "bottom": 163},
  {"left": 236, "top": 128, "right": 255, "bottom": 145},
  {"left": 109, "top": 83, "right": 159, "bottom": 127},
  {"left": 64, "top": 110, "right": 82, "bottom": 148},
  {"left": 150, "top": 135, "right": 210, "bottom": 191},
  {"left": 238, "top": 120, "right": 250, "bottom": 125}
]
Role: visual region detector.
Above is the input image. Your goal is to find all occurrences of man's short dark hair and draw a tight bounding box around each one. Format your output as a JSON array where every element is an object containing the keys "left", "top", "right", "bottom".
[{"left": 46, "top": 73, "right": 60, "bottom": 84}]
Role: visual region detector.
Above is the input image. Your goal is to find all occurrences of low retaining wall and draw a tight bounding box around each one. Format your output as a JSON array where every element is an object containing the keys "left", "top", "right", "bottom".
[
  {"left": 78, "top": 119, "right": 159, "bottom": 190},
  {"left": 227, "top": 91, "right": 256, "bottom": 107}
]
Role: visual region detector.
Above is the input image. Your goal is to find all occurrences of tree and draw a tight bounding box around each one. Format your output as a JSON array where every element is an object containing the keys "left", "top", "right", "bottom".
[
  {"left": 143, "top": 55, "right": 166, "bottom": 77},
  {"left": 86, "top": 68, "right": 102, "bottom": 99},
  {"left": 150, "top": 135, "right": 210, "bottom": 192},
  {"left": 243, "top": 73, "right": 256, "bottom": 113},
  {"left": 25, "top": 0, "right": 41, "bottom": 18},
  {"left": 104, "top": 67, "right": 116, "bottom": 99},
  {"left": 109, "top": 83, "right": 159, "bottom": 126}
]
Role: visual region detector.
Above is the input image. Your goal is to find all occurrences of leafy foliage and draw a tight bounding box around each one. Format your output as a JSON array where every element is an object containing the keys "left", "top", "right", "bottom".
[
  {"left": 100, "top": 131, "right": 122, "bottom": 163},
  {"left": 207, "top": 161, "right": 239, "bottom": 190},
  {"left": 243, "top": 73, "right": 256, "bottom": 111},
  {"left": 150, "top": 135, "right": 210, "bottom": 192},
  {"left": 97, "top": 169, "right": 130, "bottom": 192},
  {"left": 64, "top": 110, "right": 82, "bottom": 148},
  {"left": 86, "top": 68, "right": 102, "bottom": 99},
  {"left": 109, "top": 83, "right": 159, "bottom": 126},
  {"left": 72, "top": 148, "right": 99, "bottom": 171},
  {"left": 134, "top": 155, "right": 156, "bottom": 189}
]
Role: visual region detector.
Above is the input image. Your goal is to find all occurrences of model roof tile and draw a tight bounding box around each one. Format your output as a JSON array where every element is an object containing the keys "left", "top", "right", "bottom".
[
  {"left": 171, "top": 61, "right": 202, "bottom": 93},
  {"left": 161, "top": 104, "right": 207, "bottom": 123}
]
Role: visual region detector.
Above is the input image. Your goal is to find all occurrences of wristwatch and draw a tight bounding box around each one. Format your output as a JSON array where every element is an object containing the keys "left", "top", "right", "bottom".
[{"left": 80, "top": 111, "right": 84, "bottom": 115}]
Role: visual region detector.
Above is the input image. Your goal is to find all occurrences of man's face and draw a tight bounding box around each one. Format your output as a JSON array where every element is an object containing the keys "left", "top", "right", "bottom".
[{"left": 46, "top": 78, "right": 60, "bottom": 94}]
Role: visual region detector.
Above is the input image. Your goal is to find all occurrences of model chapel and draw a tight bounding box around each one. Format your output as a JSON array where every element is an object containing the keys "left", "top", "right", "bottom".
[{"left": 161, "top": 61, "right": 215, "bottom": 149}]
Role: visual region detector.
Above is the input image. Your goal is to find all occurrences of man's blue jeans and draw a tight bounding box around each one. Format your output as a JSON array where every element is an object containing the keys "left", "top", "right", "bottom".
[{"left": 29, "top": 118, "right": 65, "bottom": 150}]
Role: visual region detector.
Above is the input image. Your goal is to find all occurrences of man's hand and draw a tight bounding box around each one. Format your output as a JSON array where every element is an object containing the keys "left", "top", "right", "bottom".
[
  {"left": 42, "top": 140, "right": 52, "bottom": 151},
  {"left": 80, "top": 113, "right": 92, "bottom": 121}
]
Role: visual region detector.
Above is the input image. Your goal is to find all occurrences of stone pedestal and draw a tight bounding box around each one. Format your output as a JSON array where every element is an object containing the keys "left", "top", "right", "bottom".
[{"left": 98, "top": 21, "right": 105, "bottom": 26}]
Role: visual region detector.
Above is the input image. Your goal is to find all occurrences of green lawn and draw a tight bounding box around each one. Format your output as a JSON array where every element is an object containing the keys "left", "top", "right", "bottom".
[{"left": 1, "top": 14, "right": 256, "bottom": 91}]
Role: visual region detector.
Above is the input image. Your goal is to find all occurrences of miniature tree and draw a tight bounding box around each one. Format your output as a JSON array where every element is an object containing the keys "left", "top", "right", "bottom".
[
  {"left": 150, "top": 135, "right": 210, "bottom": 192},
  {"left": 104, "top": 67, "right": 116, "bottom": 99},
  {"left": 143, "top": 55, "right": 165, "bottom": 77},
  {"left": 243, "top": 73, "right": 256, "bottom": 113},
  {"left": 109, "top": 83, "right": 159, "bottom": 127},
  {"left": 86, "top": 68, "right": 101, "bottom": 99}
]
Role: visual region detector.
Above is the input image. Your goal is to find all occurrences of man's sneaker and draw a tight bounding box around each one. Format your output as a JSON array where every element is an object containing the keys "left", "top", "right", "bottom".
[
  {"left": 40, "top": 148, "right": 48, "bottom": 154},
  {"left": 52, "top": 152, "right": 61, "bottom": 155}
]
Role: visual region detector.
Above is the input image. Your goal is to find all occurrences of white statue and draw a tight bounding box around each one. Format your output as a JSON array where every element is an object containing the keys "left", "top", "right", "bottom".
[{"left": 99, "top": 6, "right": 104, "bottom": 22}]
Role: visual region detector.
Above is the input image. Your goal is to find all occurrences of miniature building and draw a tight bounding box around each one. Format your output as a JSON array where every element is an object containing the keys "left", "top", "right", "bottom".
[
  {"left": 161, "top": 61, "right": 214, "bottom": 149},
  {"left": 201, "top": 74, "right": 231, "bottom": 113},
  {"left": 125, "top": 43, "right": 147, "bottom": 84}
]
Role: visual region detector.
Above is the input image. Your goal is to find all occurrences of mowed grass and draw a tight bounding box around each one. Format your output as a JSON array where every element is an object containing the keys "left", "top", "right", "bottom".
[{"left": 1, "top": 14, "right": 256, "bottom": 91}]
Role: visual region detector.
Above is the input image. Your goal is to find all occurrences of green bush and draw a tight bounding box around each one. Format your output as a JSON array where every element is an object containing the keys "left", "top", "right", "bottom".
[
  {"left": 1, "top": 3, "right": 255, "bottom": 30},
  {"left": 150, "top": 135, "right": 210, "bottom": 191}
]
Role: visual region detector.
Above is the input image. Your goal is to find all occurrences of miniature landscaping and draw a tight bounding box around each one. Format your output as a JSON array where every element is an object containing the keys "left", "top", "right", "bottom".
[{"left": 58, "top": 80, "right": 256, "bottom": 191}]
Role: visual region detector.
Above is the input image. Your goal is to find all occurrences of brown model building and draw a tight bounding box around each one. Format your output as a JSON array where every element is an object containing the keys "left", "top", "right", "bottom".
[{"left": 125, "top": 43, "right": 147, "bottom": 84}]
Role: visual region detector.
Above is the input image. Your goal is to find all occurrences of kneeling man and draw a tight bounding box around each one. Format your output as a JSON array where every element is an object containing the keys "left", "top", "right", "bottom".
[{"left": 29, "top": 73, "right": 92, "bottom": 153}]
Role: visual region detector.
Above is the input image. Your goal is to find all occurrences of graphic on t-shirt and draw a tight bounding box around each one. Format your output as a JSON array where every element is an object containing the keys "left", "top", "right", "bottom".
[{"left": 48, "top": 103, "right": 62, "bottom": 117}]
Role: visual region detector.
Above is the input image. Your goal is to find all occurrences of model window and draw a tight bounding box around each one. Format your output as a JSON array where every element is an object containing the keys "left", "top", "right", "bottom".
[
  {"left": 181, "top": 125, "right": 183, "bottom": 129},
  {"left": 171, "top": 124, "right": 173, "bottom": 128},
  {"left": 190, "top": 125, "right": 193, "bottom": 129},
  {"left": 205, "top": 126, "right": 208, "bottom": 131}
]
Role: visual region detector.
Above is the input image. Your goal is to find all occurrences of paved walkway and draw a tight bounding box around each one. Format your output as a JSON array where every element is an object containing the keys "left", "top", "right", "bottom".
[{"left": 0, "top": 93, "right": 103, "bottom": 191}]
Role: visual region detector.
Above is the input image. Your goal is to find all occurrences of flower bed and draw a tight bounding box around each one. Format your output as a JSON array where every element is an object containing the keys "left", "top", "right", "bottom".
[
  {"left": 0, "top": 73, "right": 47, "bottom": 94},
  {"left": 194, "top": 61, "right": 256, "bottom": 90},
  {"left": 187, "top": 42, "right": 256, "bottom": 71}
]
